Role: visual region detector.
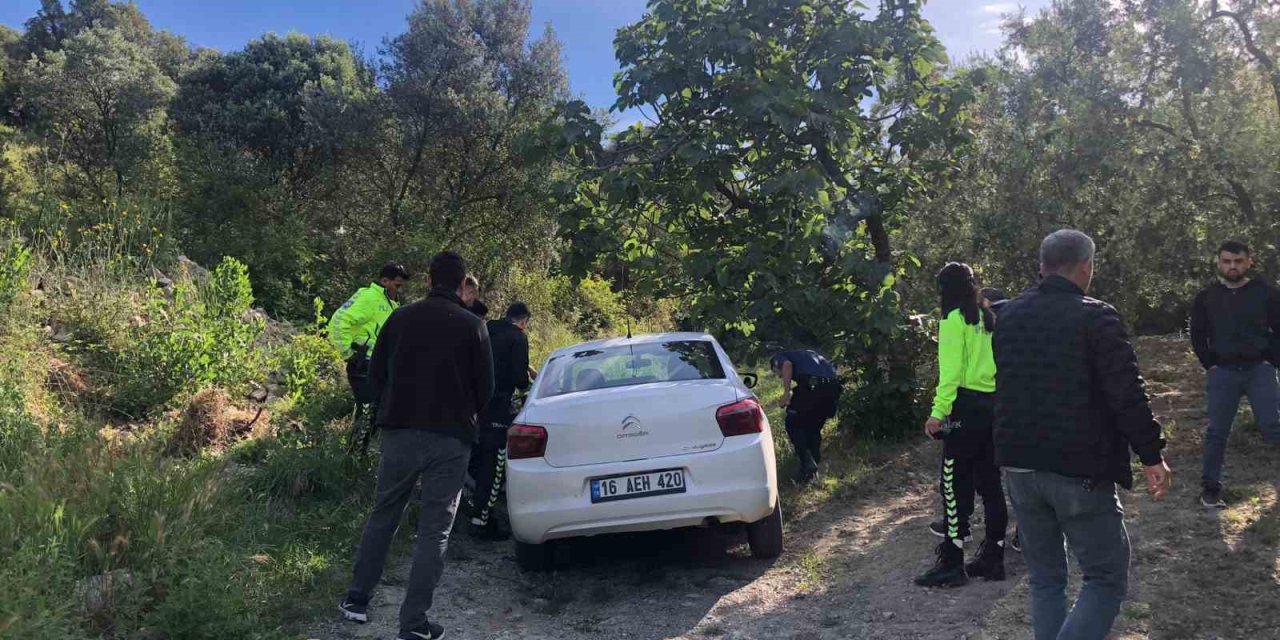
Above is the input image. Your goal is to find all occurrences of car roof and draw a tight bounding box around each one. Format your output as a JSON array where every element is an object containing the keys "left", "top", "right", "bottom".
[{"left": 546, "top": 332, "right": 718, "bottom": 359}]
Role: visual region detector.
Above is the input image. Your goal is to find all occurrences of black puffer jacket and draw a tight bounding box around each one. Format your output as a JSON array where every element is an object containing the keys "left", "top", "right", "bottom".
[{"left": 993, "top": 276, "right": 1165, "bottom": 489}]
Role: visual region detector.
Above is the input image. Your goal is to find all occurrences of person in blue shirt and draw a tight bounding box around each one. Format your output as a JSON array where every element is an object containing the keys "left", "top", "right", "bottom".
[{"left": 770, "top": 349, "right": 841, "bottom": 483}]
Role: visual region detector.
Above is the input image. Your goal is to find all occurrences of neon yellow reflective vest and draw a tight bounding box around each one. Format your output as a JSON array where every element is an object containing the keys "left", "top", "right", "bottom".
[
  {"left": 930, "top": 309, "right": 997, "bottom": 420},
  {"left": 329, "top": 283, "right": 398, "bottom": 359}
]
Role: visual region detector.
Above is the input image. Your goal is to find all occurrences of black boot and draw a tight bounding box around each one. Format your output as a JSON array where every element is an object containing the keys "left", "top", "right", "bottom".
[
  {"left": 914, "top": 539, "right": 967, "bottom": 588},
  {"left": 964, "top": 538, "right": 1006, "bottom": 581}
]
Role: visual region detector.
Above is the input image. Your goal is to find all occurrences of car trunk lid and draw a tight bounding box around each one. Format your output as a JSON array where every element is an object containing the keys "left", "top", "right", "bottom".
[{"left": 523, "top": 380, "right": 738, "bottom": 468}]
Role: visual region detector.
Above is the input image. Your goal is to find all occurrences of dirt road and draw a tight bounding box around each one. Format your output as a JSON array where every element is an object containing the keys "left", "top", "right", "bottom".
[{"left": 311, "top": 336, "right": 1279, "bottom": 640}]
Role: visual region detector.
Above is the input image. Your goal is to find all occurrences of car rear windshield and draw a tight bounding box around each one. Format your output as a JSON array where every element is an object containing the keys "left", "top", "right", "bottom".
[{"left": 537, "top": 340, "right": 726, "bottom": 398}]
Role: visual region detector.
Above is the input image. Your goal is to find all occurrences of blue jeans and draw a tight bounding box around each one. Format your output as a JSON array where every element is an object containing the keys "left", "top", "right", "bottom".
[
  {"left": 1004, "top": 470, "right": 1129, "bottom": 640},
  {"left": 1203, "top": 363, "right": 1280, "bottom": 492}
]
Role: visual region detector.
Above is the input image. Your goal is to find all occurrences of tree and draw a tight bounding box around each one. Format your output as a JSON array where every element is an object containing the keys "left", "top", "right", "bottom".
[
  {"left": 0, "top": 26, "right": 20, "bottom": 122},
  {"left": 545, "top": 0, "right": 971, "bottom": 430},
  {"left": 171, "top": 33, "right": 381, "bottom": 317},
  {"left": 23, "top": 26, "right": 176, "bottom": 203},
  {"left": 905, "top": 0, "right": 1280, "bottom": 333},
  {"left": 371, "top": 0, "right": 569, "bottom": 280}
]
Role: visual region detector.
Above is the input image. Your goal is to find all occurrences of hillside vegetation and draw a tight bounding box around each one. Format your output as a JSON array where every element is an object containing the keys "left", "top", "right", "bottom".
[{"left": 0, "top": 229, "right": 661, "bottom": 638}]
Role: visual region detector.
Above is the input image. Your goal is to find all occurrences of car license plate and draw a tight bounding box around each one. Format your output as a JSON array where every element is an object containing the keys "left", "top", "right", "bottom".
[{"left": 590, "top": 469, "right": 686, "bottom": 504}]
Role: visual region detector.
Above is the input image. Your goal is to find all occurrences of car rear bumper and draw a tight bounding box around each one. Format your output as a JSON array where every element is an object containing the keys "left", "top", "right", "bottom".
[{"left": 506, "top": 433, "right": 777, "bottom": 544}]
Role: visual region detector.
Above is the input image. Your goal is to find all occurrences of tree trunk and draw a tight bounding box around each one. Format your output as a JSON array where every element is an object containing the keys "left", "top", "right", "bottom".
[{"left": 865, "top": 214, "right": 893, "bottom": 264}]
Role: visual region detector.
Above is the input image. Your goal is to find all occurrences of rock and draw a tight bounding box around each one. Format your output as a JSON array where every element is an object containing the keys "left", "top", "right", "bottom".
[
  {"left": 176, "top": 255, "right": 210, "bottom": 284},
  {"left": 51, "top": 327, "right": 71, "bottom": 344},
  {"left": 883, "top": 611, "right": 896, "bottom": 620},
  {"left": 75, "top": 569, "right": 133, "bottom": 615},
  {"left": 152, "top": 267, "right": 174, "bottom": 289},
  {"left": 266, "top": 384, "right": 287, "bottom": 399},
  {"left": 243, "top": 308, "right": 269, "bottom": 325},
  {"left": 266, "top": 394, "right": 282, "bottom": 404},
  {"left": 247, "top": 386, "right": 268, "bottom": 403},
  {"left": 267, "top": 370, "right": 286, "bottom": 386}
]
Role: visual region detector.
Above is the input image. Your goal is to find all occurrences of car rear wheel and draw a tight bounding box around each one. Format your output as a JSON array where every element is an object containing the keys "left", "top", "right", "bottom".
[
  {"left": 746, "top": 502, "right": 784, "bottom": 558},
  {"left": 515, "top": 540, "right": 554, "bottom": 572}
]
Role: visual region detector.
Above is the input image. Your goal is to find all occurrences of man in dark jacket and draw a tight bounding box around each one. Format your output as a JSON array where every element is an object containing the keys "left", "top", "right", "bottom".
[
  {"left": 1190, "top": 240, "right": 1280, "bottom": 508},
  {"left": 994, "top": 229, "right": 1170, "bottom": 640},
  {"left": 468, "top": 302, "right": 534, "bottom": 540},
  {"left": 339, "top": 251, "right": 494, "bottom": 640}
]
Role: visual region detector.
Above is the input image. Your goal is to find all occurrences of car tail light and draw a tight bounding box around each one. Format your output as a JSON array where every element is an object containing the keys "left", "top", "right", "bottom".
[
  {"left": 717, "top": 398, "right": 764, "bottom": 437},
  {"left": 507, "top": 424, "right": 548, "bottom": 459}
]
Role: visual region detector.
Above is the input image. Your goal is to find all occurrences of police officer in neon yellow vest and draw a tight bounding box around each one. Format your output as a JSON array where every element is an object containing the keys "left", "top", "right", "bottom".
[{"left": 330, "top": 263, "right": 412, "bottom": 404}]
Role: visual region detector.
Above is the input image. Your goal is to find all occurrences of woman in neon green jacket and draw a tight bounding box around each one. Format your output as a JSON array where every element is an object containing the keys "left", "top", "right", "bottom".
[{"left": 914, "top": 263, "right": 1008, "bottom": 588}]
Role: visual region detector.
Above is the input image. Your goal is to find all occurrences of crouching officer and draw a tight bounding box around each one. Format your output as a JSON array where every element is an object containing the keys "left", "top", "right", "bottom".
[
  {"left": 329, "top": 263, "right": 412, "bottom": 424},
  {"left": 770, "top": 348, "right": 842, "bottom": 483}
]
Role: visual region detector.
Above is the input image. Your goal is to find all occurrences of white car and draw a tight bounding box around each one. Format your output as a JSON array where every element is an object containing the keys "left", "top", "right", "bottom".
[{"left": 505, "top": 332, "right": 781, "bottom": 570}]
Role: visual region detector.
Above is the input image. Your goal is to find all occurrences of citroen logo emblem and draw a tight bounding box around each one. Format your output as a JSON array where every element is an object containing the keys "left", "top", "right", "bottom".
[{"left": 621, "top": 415, "right": 642, "bottom": 431}]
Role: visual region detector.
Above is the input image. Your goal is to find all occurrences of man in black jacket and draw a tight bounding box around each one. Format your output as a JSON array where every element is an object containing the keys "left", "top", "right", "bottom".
[
  {"left": 468, "top": 302, "right": 534, "bottom": 540},
  {"left": 1190, "top": 240, "right": 1280, "bottom": 508},
  {"left": 994, "top": 229, "right": 1170, "bottom": 640},
  {"left": 339, "top": 251, "right": 494, "bottom": 640}
]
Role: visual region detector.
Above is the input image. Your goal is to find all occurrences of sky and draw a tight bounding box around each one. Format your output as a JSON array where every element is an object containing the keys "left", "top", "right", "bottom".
[{"left": 1, "top": 0, "right": 1051, "bottom": 127}]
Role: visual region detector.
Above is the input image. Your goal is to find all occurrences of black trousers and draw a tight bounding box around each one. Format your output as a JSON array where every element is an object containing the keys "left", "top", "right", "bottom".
[
  {"left": 784, "top": 381, "right": 841, "bottom": 476},
  {"left": 470, "top": 424, "right": 509, "bottom": 526},
  {"left": 346, "top": 355, "right": 379, "bottom": 404},
  {"left": 785, "top": 410, "right": 826, "bottom": 474},
  {"left": 938, "top": 389, "right": 1007, "bottom": 542}
]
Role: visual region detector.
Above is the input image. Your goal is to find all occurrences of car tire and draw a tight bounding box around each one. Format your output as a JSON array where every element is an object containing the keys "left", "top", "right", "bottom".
[
  {"left": 515, "top": 540, "right": 553, "bottom": 572},
  {"left": 747, "top": 502, "right": 784, "bottom": 558}
]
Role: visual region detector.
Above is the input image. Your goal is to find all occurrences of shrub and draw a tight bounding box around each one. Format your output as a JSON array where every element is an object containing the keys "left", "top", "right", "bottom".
[
  {"left": 64, "top": 256, "right": 268, "bottom": 418},
  {"left": 0, "top": 371, "right": 40, "bottom": 483},
  {"left": 270, "top": 332, "right": 342, "bottom": 402},
  {"left": 837, "top": 318, "right": 932, "bottom": 441},
  {"left": 0, "top": 224, "right": 31, "bottom": 316}
]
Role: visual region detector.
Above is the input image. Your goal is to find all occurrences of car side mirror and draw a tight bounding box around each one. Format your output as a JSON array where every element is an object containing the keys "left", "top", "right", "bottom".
[{"left": 742, "top": 373, "right": 758, "bottom": 389}]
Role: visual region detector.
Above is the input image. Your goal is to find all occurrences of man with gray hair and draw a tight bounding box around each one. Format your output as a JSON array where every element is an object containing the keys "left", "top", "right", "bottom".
[{"left": 993, "top": 229, "right": 1171, "bottom": 640}]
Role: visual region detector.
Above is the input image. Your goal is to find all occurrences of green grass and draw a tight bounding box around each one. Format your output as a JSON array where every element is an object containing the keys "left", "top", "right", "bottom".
[
  {"left": 795, "top": 550, "right": 828, "bottom": 592},
  {"left": 1123, "top": 602, "right": 1153, "bottom": 621},
  {"left": 0, "top": 401, "right": 374, "bottom": 639}
]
